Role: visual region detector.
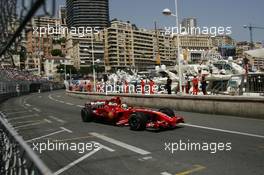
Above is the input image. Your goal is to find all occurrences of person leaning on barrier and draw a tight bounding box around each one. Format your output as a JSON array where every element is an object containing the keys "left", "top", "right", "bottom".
[
  {"left": 201, "top": 76, "right": 207, "bottom": 95},
  {"left": 166, "top": 76, "right": 172, "bottom": 94},
  {"left": 192, "top": 75, "right": 199, "bottom": 95},
  {"left": 149, "top": 79, "right": 155, "bottom": 94}
]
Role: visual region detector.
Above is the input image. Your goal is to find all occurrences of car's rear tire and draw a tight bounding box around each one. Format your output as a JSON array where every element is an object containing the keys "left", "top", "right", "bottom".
[
  {"left": 81, "top": 108, "right": 94, "bottom": 122},
  {"left": 159, "top": 108, "right": 175, "bottom": 117},
  {"left": 129, "top": 113, "right": 147, "bottom": 131}
]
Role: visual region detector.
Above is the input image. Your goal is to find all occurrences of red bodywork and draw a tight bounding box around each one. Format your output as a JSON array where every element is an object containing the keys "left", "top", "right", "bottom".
[{"left": 84, "top": 97, "right": 184, "bottom": 129}]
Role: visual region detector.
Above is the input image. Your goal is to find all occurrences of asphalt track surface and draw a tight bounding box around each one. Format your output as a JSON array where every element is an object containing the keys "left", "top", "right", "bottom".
[{"left": 0, "top": 90, "right": 263, "bottom": 175}]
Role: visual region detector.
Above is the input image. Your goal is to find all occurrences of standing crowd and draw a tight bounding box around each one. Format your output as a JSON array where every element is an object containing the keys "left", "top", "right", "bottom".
[{"left": 69, "top": 74, "right": 208, "bottom": 95}]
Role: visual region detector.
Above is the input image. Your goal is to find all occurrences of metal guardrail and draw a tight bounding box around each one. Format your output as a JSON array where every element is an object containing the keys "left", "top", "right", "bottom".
[{"left": 0, "top": 112, "right": 52, "bottom": 175}]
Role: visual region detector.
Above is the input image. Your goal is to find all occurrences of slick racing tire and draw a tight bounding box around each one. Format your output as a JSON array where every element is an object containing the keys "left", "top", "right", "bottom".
[
  {"left": 159, "top": 108, "right": 175, "bottom": 117},
  {"left": 129, "top": 113, "right": 147, "bottom": 131},
  {"left": 81, "top": 108, "right": 94, "bottom": 122}
]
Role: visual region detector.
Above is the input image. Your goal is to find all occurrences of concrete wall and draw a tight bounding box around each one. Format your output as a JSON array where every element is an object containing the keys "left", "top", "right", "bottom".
[{"left": 67, "top": 91, "right": 264, "bottom": 119}]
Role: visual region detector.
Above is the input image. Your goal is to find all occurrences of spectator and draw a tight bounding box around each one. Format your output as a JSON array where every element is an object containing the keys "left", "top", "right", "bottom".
[
  {"left": 87, "top": 81, "right": 92, "bottom": 92},
  {"left": 134, "top": 81, "right": 138, "bottom": 93},
  {"left": 201, "top": 76, "right": 207, "bottom": 95},
  {"left": 149, "top": 79, "right": 155, "bottom": 94},
  {"left": 182, "top": 77, "right": 187, "bottom": 94},
  {"left": 166, "top": 76, "right": 172, "bottom": 94},
  {"left": 186, "top": 76, "right": 191, "bottom": 94},
  {"left": 141, "top": 79, "right": 145, "bottom": 94},
  {"left": 192, "top": 75, "right": 199, "bottom": 95},
  {"left": 124, "top": 80, "right": 129, "bottom": 93}
]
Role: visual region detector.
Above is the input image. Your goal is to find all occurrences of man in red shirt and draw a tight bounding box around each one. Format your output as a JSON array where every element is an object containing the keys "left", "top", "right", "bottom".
[
  {"left": 141, "top": 79, "right": 145, "bottom": 94},
  {"left": 149, "top": 79, "right": 155, "bottom": 94},
  {"left": 124, "top": 80, "right": 129, "bottom": 93},
  {"left": 192, "top": 75, "right": 199, "bottom": 95}
]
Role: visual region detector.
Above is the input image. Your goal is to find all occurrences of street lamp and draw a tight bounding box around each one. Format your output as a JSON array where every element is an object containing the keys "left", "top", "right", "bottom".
[
  {"left": 60, "top": 68, "right": 64, "bottom": 80},
  {"left": 162, "top": 0, "right": 182, "bottom": 94},
  {"left": 84, "top": 34, "right": 96, "bottom": 92},
  {"left": 64, "top": 60, "right": 67, "bottom": 81},
  {"left": 162, "top": 8, "right": 173, "bottom": 16},
  {"left": 60, "top": 59, "right": 67, "bottom": 80}
]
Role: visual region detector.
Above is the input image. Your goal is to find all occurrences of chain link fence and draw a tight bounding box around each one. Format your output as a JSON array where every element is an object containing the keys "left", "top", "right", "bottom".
[
  {"left": 0, "top": 112, "right": 53, "bottom": 175},
  {"left": 0, "top": 72, "right": 63, "bottom": 174},
  {"left": 0, "top": 0, "right": 56, "bottom": 66},
  {"left": 0, "top": 1, "right": 59, "bottom": 174}
]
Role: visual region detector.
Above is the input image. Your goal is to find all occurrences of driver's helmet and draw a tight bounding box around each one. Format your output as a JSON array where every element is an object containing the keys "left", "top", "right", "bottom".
[{"left": 121, "top": 104, "right": 128, "bottom": 109}]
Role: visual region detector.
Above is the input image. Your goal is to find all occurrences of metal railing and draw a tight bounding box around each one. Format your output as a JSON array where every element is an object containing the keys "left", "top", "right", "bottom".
[{"left": 0, "top": 112, "right": 52, "bottom": 175}]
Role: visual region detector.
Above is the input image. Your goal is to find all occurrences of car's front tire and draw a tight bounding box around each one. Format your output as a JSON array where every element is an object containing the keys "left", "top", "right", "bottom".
[
  {"left": 129, "top": 113, "right": 147, "bottom": 131},
  {"left": 159, "top": 108, "right": 175, "bottom": 117},
  {"left": 81, "top": 108, "right": 94, "bottom": 122}
]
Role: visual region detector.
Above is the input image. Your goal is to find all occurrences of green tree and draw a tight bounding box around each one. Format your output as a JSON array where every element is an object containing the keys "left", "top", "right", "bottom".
[
  {"left": 56, "top": 64, "right": 77, "bottom": 74},
  {"left": 51, "top": 49, "right": 63, "bottom": 56},
  {"left": 79, "top": 67, "right": 92, "bottom": 75}
]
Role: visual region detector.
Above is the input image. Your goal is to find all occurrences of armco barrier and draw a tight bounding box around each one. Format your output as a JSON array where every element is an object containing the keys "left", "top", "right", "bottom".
[{"left": 67, "top": 91, "right": 264, "bottom": 119}]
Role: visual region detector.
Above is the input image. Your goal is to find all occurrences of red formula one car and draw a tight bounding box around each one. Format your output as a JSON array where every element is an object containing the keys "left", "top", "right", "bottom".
[{"left": 81, "top": 97, "right": 184, "bottom": 131}]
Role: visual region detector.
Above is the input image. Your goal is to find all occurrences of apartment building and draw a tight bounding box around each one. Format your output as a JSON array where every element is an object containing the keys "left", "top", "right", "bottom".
[
  {"left": 103, "top": 20, "right": 175, "bottom": 71},
  {"left": 66, "top": 33, "right": 104, "bottom": 70},
  {"left": 26, "top": 16, "right": 66, "bottom": 71}
]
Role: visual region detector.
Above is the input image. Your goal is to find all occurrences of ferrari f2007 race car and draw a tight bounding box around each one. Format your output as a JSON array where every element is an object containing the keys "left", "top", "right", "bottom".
[{"left": 81, "top": 97, "right": 184, "bottom": 131}]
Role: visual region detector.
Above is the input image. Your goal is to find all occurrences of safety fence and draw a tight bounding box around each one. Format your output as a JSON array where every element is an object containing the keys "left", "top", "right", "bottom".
[
  {"left": 0, "top": 112, "right": 52, "bottom": 175},
  {"left": 0, "top": 81, "right": 63, "bottom": 174},
  {"left": 0, "top": 0, "right": 58, "bottom": 173},
  {"left": 0, "top": 0, "right": 56, "bottom": 65}
]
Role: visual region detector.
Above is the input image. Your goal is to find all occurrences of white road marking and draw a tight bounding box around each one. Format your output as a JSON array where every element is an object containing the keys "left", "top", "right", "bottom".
[
  {"left": 49, "top": 94, "right": 81, "bottom": 108},
  {"left": 12, "top": 120, "right": 43, "bottom": 125},
  {"left": 2, "top": 108, "right": 24, "bottom": 112},
  {"left": 48, "top": 94, "right": 53, "bottom": 100},
  {"left": 44, "top": 119, "right": 52, "bottom": 123},
  {"left": 14, "top": 120, "right": 49, "bottom": 129},
  {"left": 54, "top": 148, "right": 102, "bottom": 175},
  {"left": 142, "top": 156, "right": 152, "bottom": 160},
  {"left": 8, "top": 114, "right": 39, "bottom": 121},
  {"left": 138, "top": 156, "right": 153, "bottom": 161},
  {"left": 5, "top": 111, "right": 28, "bottom": 115},
  {"left": 60, "top": 127, "right": 73, "bottom": 133},
  {"left": 180, "top": 123, "right": 264, "bottom": 139},
  {"left": 91, "top": 141, "right": 115, "bottom": 152},
  {"left": 47, "top": 116, "right": 65, "bottom": 123},
  {"left": 90, "top": 132, "right": 151, "bottom": 155},
  {"left": 26, "top": 127, "right": 72, "bottom": 142},
  {"left": 161, "top": 172, "right": 172, "bottom": 175},
  {"left": 25, "top": 104, "right": 31, "bottom": 107},
  {"left": 33, "top": 108, "right": 41, "bottom": 112}
]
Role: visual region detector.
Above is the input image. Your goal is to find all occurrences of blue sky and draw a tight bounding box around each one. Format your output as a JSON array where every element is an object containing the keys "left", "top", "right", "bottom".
[{"left": 56, "top": 0, "right": 263, "bottom": 42}]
